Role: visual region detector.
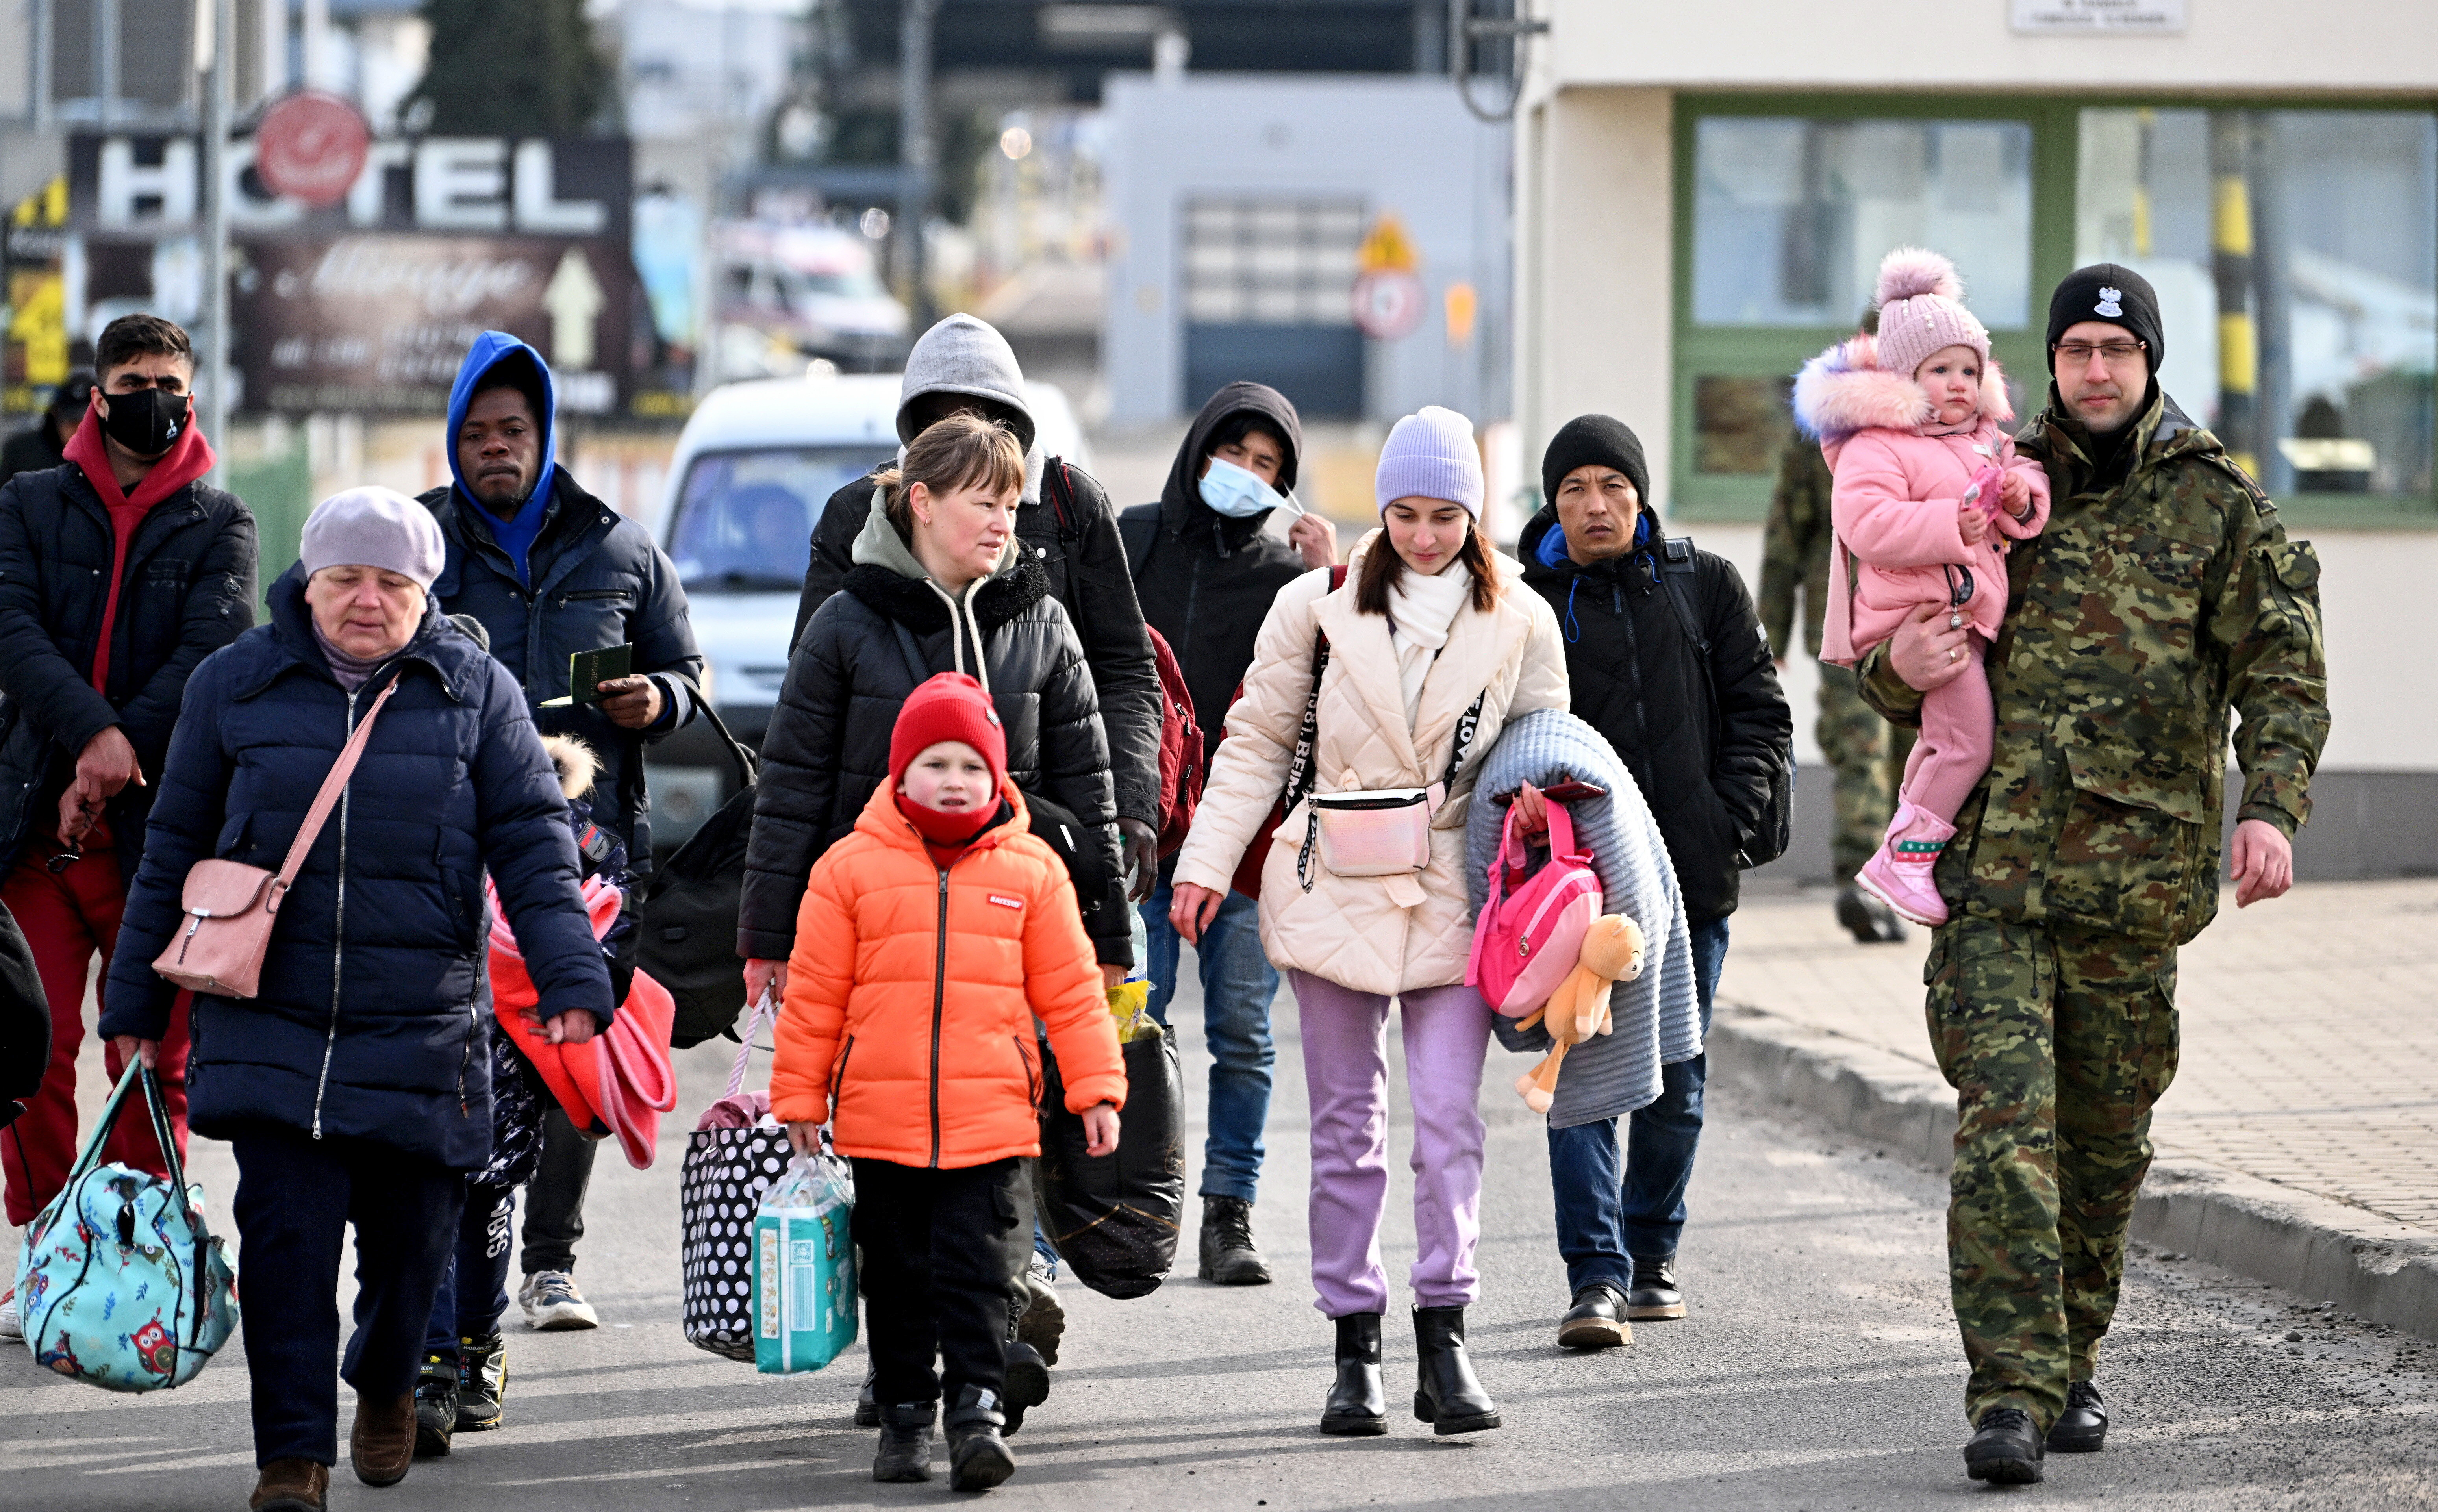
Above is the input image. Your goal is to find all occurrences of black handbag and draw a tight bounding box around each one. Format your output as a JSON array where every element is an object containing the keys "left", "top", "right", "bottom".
[
  {"left": 1036, "top": 1019, "right": 1185, "bottom": 1300},
  {"left": 638, "top": 705, "right": 761, "bottom": 1049}
]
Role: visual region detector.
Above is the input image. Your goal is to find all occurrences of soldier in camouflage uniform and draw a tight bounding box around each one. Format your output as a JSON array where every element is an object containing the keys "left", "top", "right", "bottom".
[
  {"left": 1858, "top": 265, "right": 2327, "bottom": 1484},
  {"left": 1759, "top": 426, "right": 1915, "bottom": 941}
]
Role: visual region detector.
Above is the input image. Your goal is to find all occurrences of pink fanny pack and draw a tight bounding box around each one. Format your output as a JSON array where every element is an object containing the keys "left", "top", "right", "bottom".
[{"left": 1466, "top": 800, "right": 1601, "bottom": 1018}]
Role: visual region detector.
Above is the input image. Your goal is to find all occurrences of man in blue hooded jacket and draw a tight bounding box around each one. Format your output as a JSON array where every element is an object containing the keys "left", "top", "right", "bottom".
[{"left": 417, "top": 332, "right": 704, "bottom": 1341}]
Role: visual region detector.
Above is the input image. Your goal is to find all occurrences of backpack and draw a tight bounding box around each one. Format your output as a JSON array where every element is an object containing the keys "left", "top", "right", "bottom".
[
  {"left": 1655, "top": 536, "right": 1795, "bottom": 870},
  {"left": 1466, "top": 799, "right": 1602, "bottom": 1018},
  {"left": 1116, "top": 509, "right": 1211, "bottom": 856},
  {"left": 636, "top": 704, "right": 761, "bottom": 1049}
]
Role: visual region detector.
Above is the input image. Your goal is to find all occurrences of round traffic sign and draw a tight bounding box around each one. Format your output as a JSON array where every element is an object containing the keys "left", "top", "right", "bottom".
[
  {"left": 255, "top": 92, "right": 371, "bottom": 208},
  {"left": 1351, "top": 269, "right": 1426, "bottom": 341}
]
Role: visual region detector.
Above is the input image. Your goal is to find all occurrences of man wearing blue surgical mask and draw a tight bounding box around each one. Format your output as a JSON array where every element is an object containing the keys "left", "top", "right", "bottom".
[{"left": 1117, "top": 382, "right": 1333, "bottom": 1288}]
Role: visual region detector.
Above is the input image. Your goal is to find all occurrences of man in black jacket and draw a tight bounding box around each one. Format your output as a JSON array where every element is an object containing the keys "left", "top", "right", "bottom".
[
  {"left": 0, "top": 314, "right": 255, "bottom": 1258},
  {"left": 794, "top": 313, "right": 1163, "bottom": 897},
  {"left": 0, "top": 371, "right": 94, "bottom": 489},
  {"left": 1516, "top": 415, "right": 1790, "bottom": 1342},
  {"left": 1118, "top": 381, "right": 1334, "bottom": 1288},
  {"left": 419, "top": 330, "right": 704, "bottom": 1336}
]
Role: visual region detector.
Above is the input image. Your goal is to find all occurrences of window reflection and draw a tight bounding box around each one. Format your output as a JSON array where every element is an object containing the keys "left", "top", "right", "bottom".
[{"left": 668, "top": 448, "right": 884, "bottom": 591}]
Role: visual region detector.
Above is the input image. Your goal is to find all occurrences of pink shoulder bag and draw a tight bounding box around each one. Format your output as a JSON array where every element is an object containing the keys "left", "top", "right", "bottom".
[
  {"left": 1465, "top": 800, "right": 1602, "bottom": 1018},
  {"left": 154, "top": 679, "right": 399, "bottom": 999}
]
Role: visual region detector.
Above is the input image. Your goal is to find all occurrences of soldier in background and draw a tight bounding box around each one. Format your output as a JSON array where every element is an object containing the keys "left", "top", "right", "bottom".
[
  {"left": 1758, "top": 381, "right": 1914, "bottom": 943},
  {"left": 1860, "top": 265, "right": 2328, "bottom": 1485}
]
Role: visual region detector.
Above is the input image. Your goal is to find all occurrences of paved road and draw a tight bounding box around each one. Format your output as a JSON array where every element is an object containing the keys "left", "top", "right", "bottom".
[{"left": 7, "top": 965, "right": 2436, "bottom": 1509}]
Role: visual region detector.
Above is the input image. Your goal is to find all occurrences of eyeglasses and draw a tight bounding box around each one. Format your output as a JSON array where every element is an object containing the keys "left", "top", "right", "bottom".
[{"left": 2053, "top": 341, "right": 2147, "bottom": 367}]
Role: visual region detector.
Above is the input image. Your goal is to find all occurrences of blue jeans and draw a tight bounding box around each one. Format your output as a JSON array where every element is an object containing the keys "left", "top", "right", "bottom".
[
  {"left": 1142, "top": 879, "right": 1279, "bottom": 1204},
  {"left": 1547, "top": 917, "right": 1730, "bottom": 1294}
]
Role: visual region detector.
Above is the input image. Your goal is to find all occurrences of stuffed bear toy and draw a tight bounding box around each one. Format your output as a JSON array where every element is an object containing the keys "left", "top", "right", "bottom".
[{"left": 1513, "top": 913, "right": 1646, "bottom": 1114}]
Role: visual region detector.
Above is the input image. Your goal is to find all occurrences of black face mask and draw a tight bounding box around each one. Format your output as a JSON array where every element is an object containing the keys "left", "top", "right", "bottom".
[{"left": 99, "top": 387, "right": 190, "bottom": 457}]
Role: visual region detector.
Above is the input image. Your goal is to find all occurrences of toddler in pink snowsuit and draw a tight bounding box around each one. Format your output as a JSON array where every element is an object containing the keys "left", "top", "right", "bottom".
[{"left": 1792, "top": 248, "right": 2050, "bottom": 926}]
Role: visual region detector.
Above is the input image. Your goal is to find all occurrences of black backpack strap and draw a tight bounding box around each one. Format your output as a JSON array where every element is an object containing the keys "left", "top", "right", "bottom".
[
  {"left": 1043, "top": 456, "right": 1080, "bottom": 544},
  {"left": 1117, "top": 507, "right": 1158, "bottom": 578},
  {"left": 1656, "top": 534, "right": 1711, "bottom": 660}
]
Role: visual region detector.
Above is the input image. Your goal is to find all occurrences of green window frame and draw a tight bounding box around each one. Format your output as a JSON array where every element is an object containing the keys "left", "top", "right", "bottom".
[{"left": 1669, "top": 93, "right": 2438, "bottom": 527}]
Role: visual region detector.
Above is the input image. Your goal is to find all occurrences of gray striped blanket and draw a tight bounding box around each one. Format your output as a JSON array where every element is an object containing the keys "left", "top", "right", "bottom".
[{"left": 1464, "top": 709, "right": 1700, "bottom": 1127}]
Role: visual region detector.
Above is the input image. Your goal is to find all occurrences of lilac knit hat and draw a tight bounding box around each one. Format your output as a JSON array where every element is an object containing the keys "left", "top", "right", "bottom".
[
  {"left": 1374, "top": 405, "right": 1484, "bottom": 515},
  {"left": 300, "top": 485, "right": 446, "bottom": 589},
  {"left": 1871, "top": 248, "right": 1990, "bottom": 381}
]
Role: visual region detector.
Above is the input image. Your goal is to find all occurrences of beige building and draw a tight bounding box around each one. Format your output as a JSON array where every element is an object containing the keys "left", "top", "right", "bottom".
[{"left": 1511, "top": 0, "right": 2438, "bottom": 877}]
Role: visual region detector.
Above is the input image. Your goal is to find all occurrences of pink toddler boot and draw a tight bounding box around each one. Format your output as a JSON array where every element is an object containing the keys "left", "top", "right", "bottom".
[{"left": 1854, "top": 803, "right": 1955, "bottom": 927}]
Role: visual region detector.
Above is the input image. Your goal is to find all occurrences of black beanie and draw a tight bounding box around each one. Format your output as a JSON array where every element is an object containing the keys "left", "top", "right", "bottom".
[
  {"left": 1541, "top": 414, "right": 1649, "bottom": 509},
  {"left": 2046, "top": 263, "right": 2165, "bottom": 371}
]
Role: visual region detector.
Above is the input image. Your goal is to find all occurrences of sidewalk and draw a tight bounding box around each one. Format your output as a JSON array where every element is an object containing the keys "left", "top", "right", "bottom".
[{"left": 1709, "top": 878, "right": 2438, "bottom": 1338}]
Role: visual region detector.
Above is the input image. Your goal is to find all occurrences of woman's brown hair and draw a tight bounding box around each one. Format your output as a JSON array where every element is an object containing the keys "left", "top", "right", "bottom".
[
  {"left": 873, "top": 411, "right": 1026, "bottom": 536},
  {"left": 1355, "top": 507, "right": 1502, "bottom": 616}
]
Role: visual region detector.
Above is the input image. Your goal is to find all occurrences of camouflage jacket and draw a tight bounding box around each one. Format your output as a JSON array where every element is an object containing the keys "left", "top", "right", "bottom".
[
  {"left": 1859, "top": 388, "right": 2328, "bottom": 946},
  {"left": 1759, "top": 431, "right": 1836, "bottom": 660}
]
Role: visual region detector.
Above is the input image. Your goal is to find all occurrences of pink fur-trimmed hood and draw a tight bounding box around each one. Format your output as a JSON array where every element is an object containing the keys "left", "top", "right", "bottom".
[{"left": 1792, "top": 333, "right": 2012, "bottom": 443}]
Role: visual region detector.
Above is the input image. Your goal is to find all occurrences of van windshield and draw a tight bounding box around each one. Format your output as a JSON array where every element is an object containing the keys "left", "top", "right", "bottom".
[{"left": 668, "top": 448, "right": 886, "bottom": 591}]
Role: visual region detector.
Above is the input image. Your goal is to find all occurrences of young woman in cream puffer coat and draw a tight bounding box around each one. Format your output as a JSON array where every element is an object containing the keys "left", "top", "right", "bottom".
[{"left": 1169, "top": 408, "right": 1567, "bottom": 1441}]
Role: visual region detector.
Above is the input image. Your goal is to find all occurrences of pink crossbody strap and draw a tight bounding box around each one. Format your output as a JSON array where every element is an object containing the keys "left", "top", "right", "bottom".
[{"left": 271, "top": 678, "right": 400, "bottom": 891}]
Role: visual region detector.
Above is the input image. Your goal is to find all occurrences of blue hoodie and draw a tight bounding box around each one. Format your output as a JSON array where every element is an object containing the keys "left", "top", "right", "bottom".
[{"left": 446, "top": 331, "right": 559, "bottom": 587}]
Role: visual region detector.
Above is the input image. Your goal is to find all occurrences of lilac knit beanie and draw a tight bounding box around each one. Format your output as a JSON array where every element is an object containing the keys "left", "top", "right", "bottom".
[
  {"left": 1374, "top": 406, "right": 1483, "bottom": 515},
  {"left": 1871, "top": 248, "right": 1990, "bottom": 381},
  {"left": 300, "top": 485, "right": 446, "bottom": 589}
]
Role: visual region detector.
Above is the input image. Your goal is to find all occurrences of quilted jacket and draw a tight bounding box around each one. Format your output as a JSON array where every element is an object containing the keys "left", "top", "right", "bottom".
[
  {"left": 1171, "top": 534, "right": 1569, "bottom": 997},
  {"left": 769, "top": 778, "right": 1125, "bottom": 1169}
]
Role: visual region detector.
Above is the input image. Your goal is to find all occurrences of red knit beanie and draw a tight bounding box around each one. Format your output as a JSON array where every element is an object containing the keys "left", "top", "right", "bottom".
[{"left": 890, "top": 672, "right": 1008, "bottom": 790}]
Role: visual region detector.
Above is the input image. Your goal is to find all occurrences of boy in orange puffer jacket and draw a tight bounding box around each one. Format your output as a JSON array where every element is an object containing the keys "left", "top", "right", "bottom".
[{"left": 774, "top": 672, "right": 1125, "bottom": 1492}]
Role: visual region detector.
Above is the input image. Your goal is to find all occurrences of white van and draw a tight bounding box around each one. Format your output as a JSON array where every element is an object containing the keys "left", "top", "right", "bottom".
[{"left": 644, "top": 370, "right": 1091, "bottom": 843}]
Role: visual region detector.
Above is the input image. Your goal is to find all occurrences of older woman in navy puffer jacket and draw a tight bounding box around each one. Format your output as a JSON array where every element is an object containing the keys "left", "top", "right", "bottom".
[{"left": 101, "top": 487, "right": 609, "bottom": 1507}]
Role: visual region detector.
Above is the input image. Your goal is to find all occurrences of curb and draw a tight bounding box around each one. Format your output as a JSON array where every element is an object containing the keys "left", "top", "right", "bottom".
[{"left": 1708, "top": 1002, "right": 2438, "bottom": 1343}]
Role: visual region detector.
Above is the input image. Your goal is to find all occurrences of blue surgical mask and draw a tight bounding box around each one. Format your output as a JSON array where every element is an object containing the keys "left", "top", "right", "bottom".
[{"left": 1199, "top": 455, "right": 1282, "bottom": 518}]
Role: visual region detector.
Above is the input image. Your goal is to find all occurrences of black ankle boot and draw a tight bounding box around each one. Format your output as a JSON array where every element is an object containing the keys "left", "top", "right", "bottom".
[
  {"left": 943, "top": 1384, "right": 1017, "bottom": 1492},
  {"left": 872, "top": 1401, "right": 934, "bottom": 1483},
  {"left": 1319, "top": 1313, "right": 1386, "bottom": 1436},
  {"left": 1411, "top": 1306, "right": 1500, "bottom": 1435},
  {"left": 853, "top": 1362, "right": 880, "bottom": 1427}
]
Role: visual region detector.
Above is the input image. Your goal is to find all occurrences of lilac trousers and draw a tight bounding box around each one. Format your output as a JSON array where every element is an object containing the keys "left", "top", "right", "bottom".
[{"left": 1289, "top": 970, "right": 1493, "bottom": 1318}]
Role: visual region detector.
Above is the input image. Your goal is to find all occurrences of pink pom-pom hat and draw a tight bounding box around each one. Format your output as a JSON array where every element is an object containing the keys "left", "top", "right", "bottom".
[{"left": 1870, "top": 247, "right": 1990, "bottom": 382}]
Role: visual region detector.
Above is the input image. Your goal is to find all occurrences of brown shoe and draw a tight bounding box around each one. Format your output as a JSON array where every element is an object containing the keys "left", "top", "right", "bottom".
[
  {"left": 250, "top": 1458, "right": 329, "bottom": 1511},
  {"left": 349, "top": 1392, "right": 417, "bottom": 1486}
]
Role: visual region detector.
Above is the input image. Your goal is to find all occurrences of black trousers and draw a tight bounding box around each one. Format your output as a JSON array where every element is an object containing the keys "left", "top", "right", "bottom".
[
  {"left": 852, "top": 1156, "right": 1026, "bottom": 1408},
  {"left": 520, "top": 1105, "right": 596, "bottom": 1274},
  {"left": 228, "top": 1123, "right": 463, "bottom": 1468}
]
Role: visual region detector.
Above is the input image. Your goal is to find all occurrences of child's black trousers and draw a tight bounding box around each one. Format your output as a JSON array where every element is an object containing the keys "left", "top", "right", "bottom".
[{"left": 852, "top": 1155, "right": 1027, "bottom": 1408}]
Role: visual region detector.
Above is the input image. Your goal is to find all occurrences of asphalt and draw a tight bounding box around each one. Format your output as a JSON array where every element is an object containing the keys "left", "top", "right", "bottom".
[{"left": 6, "top": 966, "right": 2436, "bottom": 1510}]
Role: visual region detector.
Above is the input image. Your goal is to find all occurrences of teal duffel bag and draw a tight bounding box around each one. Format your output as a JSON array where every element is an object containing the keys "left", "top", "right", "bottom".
[{"left": 13, "top": 1062, "right": 237, "bottom": 1390}]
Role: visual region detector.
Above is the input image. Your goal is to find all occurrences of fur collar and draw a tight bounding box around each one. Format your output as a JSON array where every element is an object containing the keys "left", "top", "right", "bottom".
[
  {"left": 1792, "top": 334, "right": 2013, "bottom": 442},
  {"left": 841, "top": 550, "right": 1050, "bottom": 640}
]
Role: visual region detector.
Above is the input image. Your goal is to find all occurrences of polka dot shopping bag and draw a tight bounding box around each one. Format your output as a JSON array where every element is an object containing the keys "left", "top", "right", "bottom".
[{"left": 680, "top": 991, "right": 795, "bottom": 1361}]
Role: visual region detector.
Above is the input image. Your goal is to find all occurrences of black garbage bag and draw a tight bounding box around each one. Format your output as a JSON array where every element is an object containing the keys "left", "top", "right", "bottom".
[{"left": 1036, "top": 1019, "right": 1185, "bottom": 1299}]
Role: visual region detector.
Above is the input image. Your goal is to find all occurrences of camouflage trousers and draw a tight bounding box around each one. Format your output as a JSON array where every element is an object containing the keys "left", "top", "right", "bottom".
[
  {"left": 1924, "top": 916, "right": 2180, "bottom": 1432},
  {"left": 1815, "top": 662, "right": 1917, "bottom": 880}
]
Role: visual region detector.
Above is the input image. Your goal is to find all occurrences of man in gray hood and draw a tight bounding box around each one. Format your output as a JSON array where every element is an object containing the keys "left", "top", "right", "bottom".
[{"left": 795, "top": 314, "right": 1163, "bottom": 893}]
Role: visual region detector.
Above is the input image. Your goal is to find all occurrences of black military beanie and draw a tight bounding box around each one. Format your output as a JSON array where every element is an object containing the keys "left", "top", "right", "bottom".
[
  {"left": 2046, "top": 263, "right": 2166, "bottom": 370},
  {"left": 1541, "top": 414, "right": 1649, "bottom": 508}
]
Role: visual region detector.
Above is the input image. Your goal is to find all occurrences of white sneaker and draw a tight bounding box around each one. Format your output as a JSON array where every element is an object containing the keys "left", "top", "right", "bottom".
[
  {"left": 516, "top": 1270, "right": 599, "bottom": 1331},
  {"left": 0, "top": 1287, "right": 19, "bottom": 1341}
]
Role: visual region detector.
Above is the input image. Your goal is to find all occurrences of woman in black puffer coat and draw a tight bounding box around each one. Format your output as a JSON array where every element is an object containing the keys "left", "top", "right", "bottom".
[
  {"left": 100, "top": 488, "right": 609, "bottom": 1505},
  {"left": 739, "top": 414, "right": 1125, "bottom": 989}
]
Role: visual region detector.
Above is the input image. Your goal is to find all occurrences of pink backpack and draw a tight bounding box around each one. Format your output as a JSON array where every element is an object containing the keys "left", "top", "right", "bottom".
[{"left": 1467, "top": 801, "right": 1602, "bottom": 1018}]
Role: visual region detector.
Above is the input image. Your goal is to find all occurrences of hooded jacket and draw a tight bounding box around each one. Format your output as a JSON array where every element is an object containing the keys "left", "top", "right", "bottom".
[
  {"left": 1791, "top": 335, "right": 2051, "bottom": 664},
  {"left": 1516, "top": 509, "right": 1791, "bottom": 927},
  {"left": 0, "top": 415, "right": 256, "bottom": 876},
  {"left": 1117, "top": 382, "right": 1310, "bottom": 767},
  {"left": 100, "top": 565, "right": 612, "bottom": 1170},
  {"left": 741, "top": 501, "right": 1127, "bottom": 965},
  {"left": 791, "top": 315, "right": 1162, "bottom": 832},
  {"left": 1170, "top": 534, "right": 1570, "bottom": 997},
  {"left": 771, "top": 778, "right": 1125, "bottom": 1169},
  {"left": 418, "top": 332, "right": 704, "bottom": 873}
]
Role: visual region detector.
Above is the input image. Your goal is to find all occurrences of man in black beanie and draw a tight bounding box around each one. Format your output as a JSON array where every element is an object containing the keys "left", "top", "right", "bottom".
[
  {"left": 1514, "top": 414, "right": 1790, "bottom": 1350},
  {"left": 1858, "top": 266, "right": 2329, "bottom": 1484}
]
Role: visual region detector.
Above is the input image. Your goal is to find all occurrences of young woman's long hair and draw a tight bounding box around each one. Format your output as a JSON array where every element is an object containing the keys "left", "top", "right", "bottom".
[
  {"left": 874, "top": 412, "right": 1026, "bottom": 536},
  {"left": 1355, "top": 512, "right": 1501, "bottom": 616}
]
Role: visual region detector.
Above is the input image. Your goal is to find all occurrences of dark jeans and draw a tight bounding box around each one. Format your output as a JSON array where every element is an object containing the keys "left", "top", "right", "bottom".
[
  {"left": 1547, "top": 916, "right": 1730, "bottom": 1294},
  {"left": 854, "top": 1156, "right": 1025, "bottom": 1408},
  {"left": 424, "top": 1182, "right": 517, "bottom": 1362},
  {"left": 520, "top": 1105, "right": 595, "bottom": 1275},
  {"left": 228, "top": 1123, "right": 463, "bottom": 1468},
  {"left": 1142, "top": 878, "right": 1278, "bottom": 1203}
]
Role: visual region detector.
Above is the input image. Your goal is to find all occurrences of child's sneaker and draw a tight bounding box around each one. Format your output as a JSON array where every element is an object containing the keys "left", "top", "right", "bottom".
[
  {"left": 1014, "top": 1253, "right": 1065, "bottom": 1366},
  {"left": 0, "top": 1286, "right": 19, "bottom": 1340},
  {"left": 517, "top": 1270, "right": 598, "bottom": 1331},
  {"left": 1855, "top": 802, "right": 1956, "bottom": 927},
  {"left": 456, "top": 1332, "right": 507, "bottom": 1430},
  {"left": 873, "top": 1402, "right": 936, "bottom": 1483},
  {"left": 412, "top": 1354, "right": 459, "bottom": 1458}
]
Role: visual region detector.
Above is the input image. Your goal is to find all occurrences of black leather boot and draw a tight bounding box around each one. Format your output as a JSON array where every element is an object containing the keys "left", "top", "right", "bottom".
[
  {"left": 1625, "top": 1257, "right": 1685, "bottom": 1320},
  {"left": 1199, "top": 1195, "right": 1274, "bottom": 1285},
  {"left": 1001, "top": 1341, "right": 1050, "bottom": 1437},
  {"left": 1556, "top": 1284, "right": 1631, "bottom": 1350},
  {"left": 872, "top": 1401, "right": 935, "bottom": 1483},
  {"left": 1319, "top": 1313, "right": 1387, "bottom": 1436},
  {"left": 2047, "top": 1380, "right": 2108, "bottom": 1452},
  {"left": 944, "top": 1384, "right": 1018, "bottom": 1492},
  {"left": 853, "top": 1362, "right": 880, "bottom": 1427},
  {"left": 1411, "top": 1306, "right": 1501, "bottom": 1435},
  {"left": 1965, "top": 1406, "right": 2046, "bottom": 1484}
]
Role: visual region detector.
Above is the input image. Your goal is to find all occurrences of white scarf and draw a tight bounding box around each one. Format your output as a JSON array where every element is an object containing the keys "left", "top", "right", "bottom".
[{"left": 1386, "top": 561, "right": 1472, "bottom": 729}]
